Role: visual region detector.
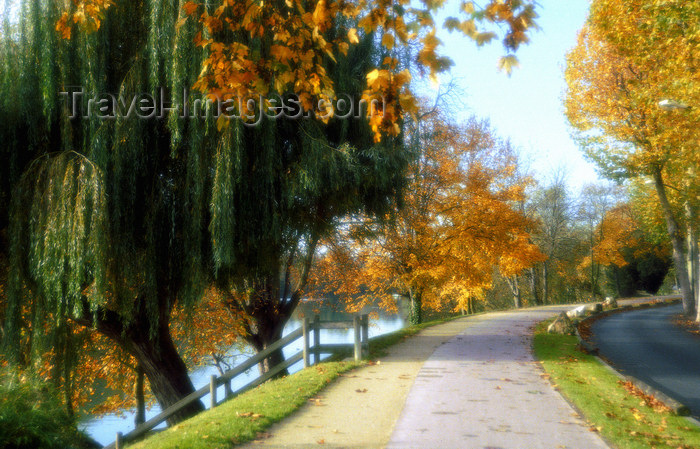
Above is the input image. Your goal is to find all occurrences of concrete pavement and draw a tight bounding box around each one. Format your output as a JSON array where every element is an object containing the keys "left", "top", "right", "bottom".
[
  {"left": 241, "top": 306, "right": 610, "bottom": 448},
  {"left": 388, "top": 308, "right": 609, "bottom": 449}
]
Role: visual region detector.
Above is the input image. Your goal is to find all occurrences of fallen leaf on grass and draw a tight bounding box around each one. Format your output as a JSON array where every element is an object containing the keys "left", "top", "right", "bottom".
[
  {"left": 237, "top": 412, "right": 265, "bottom": 419},
  {"left": 618, "top": 381, "right": 672, "bottom": 413}
]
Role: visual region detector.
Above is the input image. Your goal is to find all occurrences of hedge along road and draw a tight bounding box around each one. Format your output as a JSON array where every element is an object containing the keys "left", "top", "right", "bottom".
[{"left": 591, "top": 302, "right": 700, "bottom": 420}]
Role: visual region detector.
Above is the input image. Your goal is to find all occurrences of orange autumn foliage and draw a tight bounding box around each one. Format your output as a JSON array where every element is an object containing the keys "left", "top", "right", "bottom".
[
  {"left": 309, "top": 112, "right": 544, "bottom": 314},
  {"left": 56, "top": 0, "right": 538, "bottom": 141},
  {"left": 7, "top": 287, "right": 247, "bottom": 417},
  {"left": 592, "top": 204, "right": 669, "bottom": 270}
]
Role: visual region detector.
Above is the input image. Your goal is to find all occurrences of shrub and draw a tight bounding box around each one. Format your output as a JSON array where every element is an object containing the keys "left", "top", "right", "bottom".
[{"left": 0, "top": 369, "right": 96, "bottom": 449}]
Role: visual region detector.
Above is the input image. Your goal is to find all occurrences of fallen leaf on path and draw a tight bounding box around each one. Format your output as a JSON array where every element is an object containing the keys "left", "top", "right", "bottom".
[
  {"left": 317, "top": 439, "right": 325, "bottom": 444},
  {"left": 355, "top": 388, "right": 368, "bottom": 393}
]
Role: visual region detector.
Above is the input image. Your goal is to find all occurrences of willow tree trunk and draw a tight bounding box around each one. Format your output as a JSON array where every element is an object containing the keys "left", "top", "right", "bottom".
[
  {"left": 246, "top": 323, "right": 287, "bottom": 377},
  {"left": 653, "top": 170, "right": 694, "bottom": 316},
  {"left": 134, "top": 365, "right": 146, "bottom": 427},
  {"left": 87, "top": 300, "right": 205, "bottom": 426},
  {"left": 238, "top": 276, "right": 292, "bottom": 378},
  {"left": 126, "top": 324, "right": 204, "bottom": 425}
]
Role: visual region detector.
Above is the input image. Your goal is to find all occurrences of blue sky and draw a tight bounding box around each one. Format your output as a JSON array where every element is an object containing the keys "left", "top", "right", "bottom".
[{"left": 431, "top": 0, "right": 598, "bottom": 191}]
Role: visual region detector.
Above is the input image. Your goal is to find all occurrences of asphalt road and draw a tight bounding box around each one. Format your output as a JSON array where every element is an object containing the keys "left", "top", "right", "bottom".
[{"left": 591, "top": 303, "right": 700, "bottom": 418}]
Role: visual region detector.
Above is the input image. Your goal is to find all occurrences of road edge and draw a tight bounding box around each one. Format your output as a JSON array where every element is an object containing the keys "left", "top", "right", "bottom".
[{"left": 575, "top": 299, "right": 700, "bottom": 425}]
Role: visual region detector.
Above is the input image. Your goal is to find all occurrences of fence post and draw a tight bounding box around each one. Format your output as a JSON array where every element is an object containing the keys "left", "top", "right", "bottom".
[
  {"left": 115, "top": 432, "right": 122, "bottom": 449},
  {"left": 225, "top": 379, "right": 232, "bottom": 399},
  {"left": 361, "top": 314, "right": 369, "bottom": 359},
  {"left": 353, "top": 315, "right": 361, "bottom": 361},
  {"left": 210, "top": 375, "right": 217, "bottom": 408},
  {"left": 302, "top": 317, "right": 310, "bottom": 368},
  {"left": 313, "top": 315, "right": 320, "bottom": 365}
]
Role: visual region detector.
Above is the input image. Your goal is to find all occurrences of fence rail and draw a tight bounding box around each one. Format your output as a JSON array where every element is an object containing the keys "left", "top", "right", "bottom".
[{"left": 107, "top": 314, "right": 369, "bottom": 449}]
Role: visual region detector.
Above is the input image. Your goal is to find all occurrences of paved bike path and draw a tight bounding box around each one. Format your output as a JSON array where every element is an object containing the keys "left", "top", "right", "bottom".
[
  {"left": 242, "top": 306, "right": 609, "bottom": 448},
  {"left": 388, "top": 307, "right": 608, "bottom": 449}
]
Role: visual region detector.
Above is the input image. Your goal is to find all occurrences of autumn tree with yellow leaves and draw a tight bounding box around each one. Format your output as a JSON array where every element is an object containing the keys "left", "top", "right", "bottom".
[
  {"left": 310, "top": 111, "right": 544, "bottom": 323},
  {"left": 591, "top": 203, "right": 672, "bottom": 297},
  {"left": 565, "top": 0, "right": 699, "bottom": 316}
]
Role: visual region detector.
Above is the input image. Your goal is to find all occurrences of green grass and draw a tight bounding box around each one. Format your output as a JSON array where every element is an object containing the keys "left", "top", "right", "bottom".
[
  {"left": 128, "top": 361, "right": 359, "bottom": 449},
  {"left": 127, "top": 314, "right": 461, "bottom": 449},
  {"left": 533, "top": 320, "right": 700, "bottom": 449}
]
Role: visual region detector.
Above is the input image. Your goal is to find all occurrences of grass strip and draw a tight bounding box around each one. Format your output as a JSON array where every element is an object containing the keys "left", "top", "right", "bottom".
[
  {"left": 127, "top": 361, "right": 360, "bottom": 449},
  {"left": 533, "top": 320, "right": 700, "bottom": 449},
  {"left": 127, "top": 314, "right": 461, "bottom": 449}
]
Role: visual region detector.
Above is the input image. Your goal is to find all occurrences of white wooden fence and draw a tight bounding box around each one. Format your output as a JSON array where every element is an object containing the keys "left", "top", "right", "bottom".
[{"left": 107, "top": 314, "right": 369, "bottom": 449}]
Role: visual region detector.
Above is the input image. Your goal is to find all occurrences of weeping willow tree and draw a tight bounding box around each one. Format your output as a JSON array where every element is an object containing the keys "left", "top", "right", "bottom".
[
  {"left": 0, "top": 0, "right": 408, "bottom": 421},
  {"left": 209, "top": 28, "right": 409, "bottom": 374}
]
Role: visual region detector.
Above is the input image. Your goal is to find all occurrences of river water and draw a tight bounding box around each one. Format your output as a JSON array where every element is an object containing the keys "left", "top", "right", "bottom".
[{"left": 81, "top": 304, "right": 407, "bottom": 446}]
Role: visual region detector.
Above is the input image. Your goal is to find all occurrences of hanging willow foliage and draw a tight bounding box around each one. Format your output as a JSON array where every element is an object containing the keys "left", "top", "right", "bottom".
[{"left": 0, "top": 0, "right": 409, "bottom": 411}]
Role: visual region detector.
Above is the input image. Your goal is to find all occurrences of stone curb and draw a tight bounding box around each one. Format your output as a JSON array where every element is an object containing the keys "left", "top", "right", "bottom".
[{"left": 574, "top": 299, "right": 695, "bottom": 419}]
